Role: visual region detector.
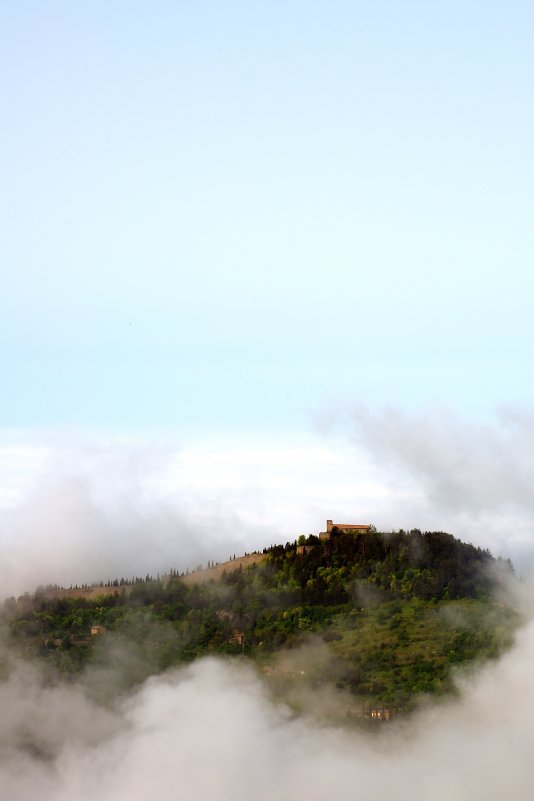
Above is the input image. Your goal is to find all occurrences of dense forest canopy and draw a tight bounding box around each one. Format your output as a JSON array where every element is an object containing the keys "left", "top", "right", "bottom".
[{"left": 2, "top": 529, "right": 517, "bottom": 713}]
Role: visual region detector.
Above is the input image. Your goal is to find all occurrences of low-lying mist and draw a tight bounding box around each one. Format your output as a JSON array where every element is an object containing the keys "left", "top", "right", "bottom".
[{"left": 0, "top": 587, "right": 533, "bottom": 801}]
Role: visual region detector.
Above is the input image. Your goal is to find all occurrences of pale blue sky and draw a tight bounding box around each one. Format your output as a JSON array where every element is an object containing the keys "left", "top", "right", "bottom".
[{"left": 2, "top": 1, "right": 533, "bottom": 434}]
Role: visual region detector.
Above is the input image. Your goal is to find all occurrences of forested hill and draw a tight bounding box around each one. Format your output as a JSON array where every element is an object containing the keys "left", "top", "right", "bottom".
[
  {"left": 3, "top": 529, "right": 517, "bottom": 714},
  {"left": 267, "top": 527, "right": 504, "bottom": 604}
]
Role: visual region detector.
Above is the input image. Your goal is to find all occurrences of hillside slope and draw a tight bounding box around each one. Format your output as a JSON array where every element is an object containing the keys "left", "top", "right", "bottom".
[{"left": 2, "top": 528, "right": 518, "bottom": 715}]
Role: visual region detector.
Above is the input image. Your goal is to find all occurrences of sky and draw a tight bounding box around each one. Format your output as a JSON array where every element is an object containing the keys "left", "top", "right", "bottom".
[{"left": 2, "top": 1, "right": 534, "bottom": 585}]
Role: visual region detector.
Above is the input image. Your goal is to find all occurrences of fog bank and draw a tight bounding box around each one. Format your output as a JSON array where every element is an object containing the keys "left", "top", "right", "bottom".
[{"left": 1, "top": 606, "right": 534, "bottom": 801}]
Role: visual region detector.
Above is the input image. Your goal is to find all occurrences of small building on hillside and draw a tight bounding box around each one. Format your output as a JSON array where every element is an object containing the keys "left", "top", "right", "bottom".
[
  {"left": 231, "top": 630, "right": 245, "bottom": 647},
  {"left": 364, "top": 707, "right": 400, "bottom": 722},
  {"left": 319, "top": 519, "right": 372, "bottom": 541},
  {"left": 90, "top": 625, "right": 106, "bottom": 637}
]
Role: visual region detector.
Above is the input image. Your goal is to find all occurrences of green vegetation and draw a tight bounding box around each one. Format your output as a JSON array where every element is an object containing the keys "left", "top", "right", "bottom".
[{"left": 2, "top": 528, "right": 519, "bottom": 712}]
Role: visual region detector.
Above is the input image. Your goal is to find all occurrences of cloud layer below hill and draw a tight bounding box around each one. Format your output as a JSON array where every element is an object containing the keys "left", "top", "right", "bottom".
[{"left": 1, "top": 602, "right": 534, "bottom": 801}]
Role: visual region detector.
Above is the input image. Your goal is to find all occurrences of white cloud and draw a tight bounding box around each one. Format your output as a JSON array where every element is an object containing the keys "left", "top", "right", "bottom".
[
  {"left": 2, "top": 407, "right": 534, "bottom": 599},
  {"left": 0, "top": 429, "right": 400, "bottom": 596},
  {"left": 329, "top": 404, "right": 534, "bottom": 568}
]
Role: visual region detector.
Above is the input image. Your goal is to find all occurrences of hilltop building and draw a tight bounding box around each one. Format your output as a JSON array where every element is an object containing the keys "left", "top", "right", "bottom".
[
  {"left": 295, "top": 520, "right": 373, "bottom": 554},
  {"left": 319, "top": 519, "right": 371, "bottom": 541}
]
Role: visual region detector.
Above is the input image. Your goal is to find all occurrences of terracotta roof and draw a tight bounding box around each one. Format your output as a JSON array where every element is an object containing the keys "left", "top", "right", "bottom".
[{"left": 334, "top": 524, "right": 370, "bottom": 529}]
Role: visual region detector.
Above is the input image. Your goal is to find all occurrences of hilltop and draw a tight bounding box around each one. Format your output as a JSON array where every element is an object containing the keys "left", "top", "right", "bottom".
[{"left": 2, "top": 525, "right": 519, "bottom": 718}]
